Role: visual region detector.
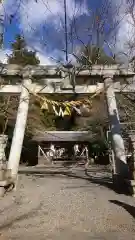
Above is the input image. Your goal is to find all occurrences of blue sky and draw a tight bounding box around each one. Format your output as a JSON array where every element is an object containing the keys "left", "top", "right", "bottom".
[
  {"left": 0, "top": 0, "right": 132, "bottom": 64},
  {"left": 4, "top": 18, "right": 20, "bottom": 48}
]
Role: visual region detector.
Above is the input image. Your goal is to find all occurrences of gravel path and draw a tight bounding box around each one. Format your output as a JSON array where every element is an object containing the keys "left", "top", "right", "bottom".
[{"left": 0, "top": 165, "right": 135, "bottom": 239}]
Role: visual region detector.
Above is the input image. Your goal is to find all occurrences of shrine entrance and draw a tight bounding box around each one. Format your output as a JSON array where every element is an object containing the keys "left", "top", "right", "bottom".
[
  {"left": 0, "top": 64, "right": 135, "bottom": 196},
  {"left": 33, "top": 131, "right": 94, "bottom": 167}
]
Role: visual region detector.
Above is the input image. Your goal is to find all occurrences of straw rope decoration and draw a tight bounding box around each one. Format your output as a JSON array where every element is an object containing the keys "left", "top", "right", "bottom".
[{"left": 23, "top": 84, "right": 103, "bottom": 117}]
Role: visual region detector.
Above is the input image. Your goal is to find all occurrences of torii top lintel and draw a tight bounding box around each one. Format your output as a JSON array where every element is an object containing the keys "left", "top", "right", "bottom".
[{"left": 0, "top": 64, "right": 134, "bottom": 78}]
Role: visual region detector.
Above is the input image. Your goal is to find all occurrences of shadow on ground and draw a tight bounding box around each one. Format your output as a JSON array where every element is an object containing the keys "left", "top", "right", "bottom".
[
  {"left": 109, "top": 200, "right": 135, "bottom": 218},
  {"left": 18, "top": 166, "right": 130, "bottom": 196},
  {"left": 0, "top": 204, "right": 41, "bottom": 231}
]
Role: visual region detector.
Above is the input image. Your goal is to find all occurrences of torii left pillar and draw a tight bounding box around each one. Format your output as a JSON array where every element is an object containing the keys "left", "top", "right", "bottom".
[{"left": 7, "top": 75, "right": 31, "bottom": 185}]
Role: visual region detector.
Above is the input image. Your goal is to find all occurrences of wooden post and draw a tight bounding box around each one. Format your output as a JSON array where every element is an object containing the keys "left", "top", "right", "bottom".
[
  {"left": 0, "top": 135, "right": 8, "bottom": 166},
  {"left": 7, "top": 77, "right": 31, "bottom": 182},
  {"left": 128, "top": 134, "right": 135, "bottom": 179},
  {"left": 0, "top": 135, "right": 8, "bottom": 196},
  {"left": 104, "top": 75, "right": 129, "bottom": 185}
]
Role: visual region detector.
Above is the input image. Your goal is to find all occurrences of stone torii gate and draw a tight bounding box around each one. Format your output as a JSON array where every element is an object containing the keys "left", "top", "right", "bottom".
[{"left": 0, "top": 63, "right": 135, "bottom": 195}]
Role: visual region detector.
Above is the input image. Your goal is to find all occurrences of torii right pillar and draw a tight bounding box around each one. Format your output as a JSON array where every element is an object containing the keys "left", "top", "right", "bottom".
[{"left": 104, "top": 75, "right": 129, "bottom": 189}]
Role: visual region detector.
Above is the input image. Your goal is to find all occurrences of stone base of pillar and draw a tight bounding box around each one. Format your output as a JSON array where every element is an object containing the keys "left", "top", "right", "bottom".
[
  {"left": 0, "top": 169, "right": 15, "bottom": 197},
  {"left": 112, "top": 173, "right": 135, "bottom": 196},
  {"left": 124, "top": 179, "right": 135, "bottom": 197},
  {"left": 112, "top": 174, "right": 127, "bottom": 190}
]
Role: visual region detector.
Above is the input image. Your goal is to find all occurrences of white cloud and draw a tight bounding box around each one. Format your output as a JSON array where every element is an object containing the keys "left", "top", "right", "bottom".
[
  {"left": 110, "top": 0, "right": 135, "bottom": 56},
  {"left": 4, "top": 0, "right": 135, "bottom": 63},
  {"left": 0, "top": 47, "right": 54, "bottom": 66},
  {"left": 20, "top": 0, "right": 134, "bottom": 61},
  {"left": 4, "top": 0, "right": 88, "bottom": 63},
  {"left": 36, "top": 52, "right": 54, "bottom": 65},
  {"left": 18, "top": 0, "right": 88, "bottom": 33},
  {"left": 0, "top": 49, "right": 12, "bottom": 63}
]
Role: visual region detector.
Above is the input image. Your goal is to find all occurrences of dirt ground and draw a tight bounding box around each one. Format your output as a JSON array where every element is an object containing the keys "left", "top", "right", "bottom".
[{"left": 0, "top": 165, "right": 135, "bottom": 240}]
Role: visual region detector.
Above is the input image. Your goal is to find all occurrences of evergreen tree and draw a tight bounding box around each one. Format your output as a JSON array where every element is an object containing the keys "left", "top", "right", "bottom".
[
  {"left": 7, "top": 34, "right": 40, "bottom": 66},
  {"left": 6, "top": 35, "right": 56, "bottom": 136}
]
